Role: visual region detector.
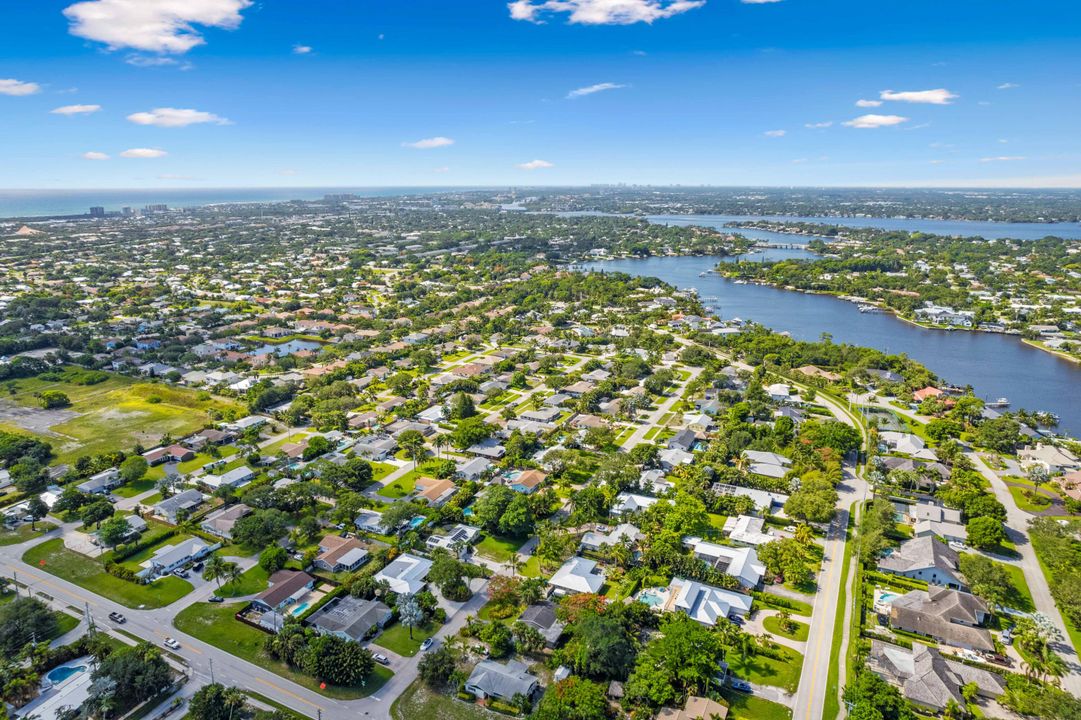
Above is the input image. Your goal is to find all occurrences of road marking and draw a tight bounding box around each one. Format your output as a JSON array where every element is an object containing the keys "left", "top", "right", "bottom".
[
  {"left": 803, "top": 508, "right": 845, "bottom": 720},
  {"left": 255, "top": 677, "right": 325, "bottom": 711}
]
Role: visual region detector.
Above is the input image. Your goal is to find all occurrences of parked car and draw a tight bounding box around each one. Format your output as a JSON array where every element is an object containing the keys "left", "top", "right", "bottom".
[
  {"left": 192, "top": 562, "right": 204, "bottom": 572},
  {"left": 108, "top": 612, "right": 126, "bottom": 624},
  {"left": 420, "top": 638, "right": 435, "bottom": 651},
  {"left": 373, "top": 653, "right": 390, "bottom": 666},
  {"left": 208, "top": 595, "right": 224, "bottom": 603},
  {"left": 729, "top": 679, "right": 753, "bottom": 693},
  {"left": 729, "top": 614, "right": 744, "bottom": 626},
  {"left": 164, "top": 637, "right": 180, "bottom": 650},
  {"left": 172, "top": 569, "right": 189, "bottom": 579}
]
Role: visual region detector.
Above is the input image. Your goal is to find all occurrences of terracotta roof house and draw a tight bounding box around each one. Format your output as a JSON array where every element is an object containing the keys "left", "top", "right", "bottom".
[
  {"left": 415, "top": 476, "right": 457, "bottom": 507},
  {"left": 315, "top": 535, "right": 370, "bottom": 573},
  {"left": 657, "top": 696, "right": 729, "bottom": 720},
  {"left": 913, "top": 386, "right": 943, "bottom": 402},
  {"left": 508, "top": 469, "right": 546, "bottom": 494}
]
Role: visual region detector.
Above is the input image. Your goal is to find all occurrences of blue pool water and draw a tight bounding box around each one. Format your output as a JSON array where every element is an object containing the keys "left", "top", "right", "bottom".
[
  {"left": 408, "top": 516, "right": 426, "bottom": 529},
  {"left": 463, "top": 506, "right": 474, "bottom": 516},
  {"left": 290, "top": 602, "right": 310, "bottom": 616},
  {"left": 638, "top": 589, "right": 666, "bottom": 608},
  {"left": 47, "top": 665, "right": 86, "bottom": 684}
]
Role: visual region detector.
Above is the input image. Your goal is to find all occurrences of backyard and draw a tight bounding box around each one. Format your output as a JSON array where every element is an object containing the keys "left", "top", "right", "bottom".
[
  {"left": 373, "top": 620, "right": 441, "bottom": 657},
  {"left": 23, "top": 538, "right": 193, "bottom": 608}
]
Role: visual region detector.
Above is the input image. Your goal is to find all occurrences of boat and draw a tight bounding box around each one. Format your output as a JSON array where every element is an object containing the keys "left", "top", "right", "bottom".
[
  {"left": 858, "top": 304, "right": 883, "bottom": 314},
  {"left": 986, "top": 398, "right": 1010, "bottom": 408}
]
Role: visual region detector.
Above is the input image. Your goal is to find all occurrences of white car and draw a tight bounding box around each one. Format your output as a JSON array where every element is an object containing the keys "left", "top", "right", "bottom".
[{"left": 164, "top": 637, "right": 180, "bottom": 650}]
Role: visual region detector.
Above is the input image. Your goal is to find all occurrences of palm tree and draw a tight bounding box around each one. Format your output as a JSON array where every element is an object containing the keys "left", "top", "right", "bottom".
[
  {"left": 794, "top": 524, "right": 814, "bottom": 545},
  {"left": 203, "top": 555, "right": 228, "bottom": 589},
  {"left": 225, "top": 561, "right": 242, "bottom": 588},
  {"left": 508, "top": 556, "right": 523, "bottom": 578},
  {"left": 433, "top": 434, "right": 447, "bottom": 459}
]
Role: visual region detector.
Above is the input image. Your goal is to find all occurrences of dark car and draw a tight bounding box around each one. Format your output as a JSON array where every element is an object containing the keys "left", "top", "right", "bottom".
[
  {"left": 208, "top": 595, "right": 224, "bottom": 603},
  {"left": 192, "top": 562, "right": 204, "bottom": 572},
  {"left": 729, "top": 679, "right": 753, "bottom": 693}
]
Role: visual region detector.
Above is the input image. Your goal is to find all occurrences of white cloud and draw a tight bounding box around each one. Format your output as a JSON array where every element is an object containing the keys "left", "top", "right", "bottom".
[
  {"left": 763, "top": 129, "right": 786, "bottom": 137},
  {"left": 51, "top": 104, "right": 102, "bottom": 116},
  {"left": 434, "top": 166, "right": 450, "bottom": 173},
  {"left": 980, "top": 156, "right": 1025, "bottom": 163},
  {"left": 279, "top": 169, "right": 298, "bottom": 176},
  {"left": 517, "top": 159, "right": 554, "bottom": 170},
  {"left": 804, "top": 121, "right": 832, "bottom": 128},
  {"left": 842, "top": 114, "right": 909, "bottom": 129},
  {"left": 508, "top": 0, "right": 705, "bottom": 25},
  {"left": 855, "top": 99, "right": 882, "bottom": 107},
  {"left": 997, "top": 82, "right": 1019, "bottom": 90},
  {"left": 120, "top": 148, "right": 168, "bottom": 158},
  {"left": 0, "top": 78, "right": 41, "bottom": 96},
  {"left": 879, "top": 88, "right": 957, "bottom": 105},
  {"left": 124, "top": 55, "right": 190, "bottom": 68},
  {"left": 293, "top": 44, "right": 312, "bottom": 55},
  {"left": 82, "top": 151, "right": 110, "bottom": 160},
  {"left": 402, "top": 136, "right": 455, "bottom": 149},
  {"left": 566, "top": 82, "right": 628, "bottom": 99},
  {"left": 127, "top": 107, "right": 230, "bottom": 127},
  {"left": 63, "top": 0, "right": 251, "bottom": 54}
]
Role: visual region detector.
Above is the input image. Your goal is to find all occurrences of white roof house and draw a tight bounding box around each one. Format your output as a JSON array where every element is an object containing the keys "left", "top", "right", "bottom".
[
  {"left": 685, "top": 538, "right": 765, "bottom": 589},
  {"left": 201, "top": 466, "right": 256, "bottom": 490},
  {"left": 548, "top": 556, "right": 605, "bottom": 596},
  {"left": 723, "top": 515, "right": 776, "bottom": 546},
  {"left": 666, "top": 577, "right": 753, "bottom": 624},
  {"left": 374, "top": 553, "right": 433, "bottom": 595},
  {"left": 612, "top": 492, "right": 659, "bottom": 516},
  {"left": 880, "top": 432, "right": 927, "bottom": 455},
  {"left": 581, "top": 523, "right": 642, "bottom": 551}
]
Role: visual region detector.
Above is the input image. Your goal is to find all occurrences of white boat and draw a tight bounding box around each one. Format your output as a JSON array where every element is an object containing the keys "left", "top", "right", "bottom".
[{"left": 986, "top": 398, "right": 1010, "bottom": 408}]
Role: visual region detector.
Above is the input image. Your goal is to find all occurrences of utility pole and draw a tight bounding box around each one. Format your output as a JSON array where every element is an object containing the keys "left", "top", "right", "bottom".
[
  {"left": 209, "top": 657, "right": 215, "bottom": 684},
  {"left": 85, "top": 601, "right": 95, "bottom": 632}
]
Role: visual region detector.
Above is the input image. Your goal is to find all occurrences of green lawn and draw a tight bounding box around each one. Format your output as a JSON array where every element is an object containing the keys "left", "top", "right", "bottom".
[
  {"left": 754, "top": 591, "right": 813, "bottom": 617},
  {"left": 1008, "top": 486, "right": 1053, "bottom": 513},
  {"left": 23, "top": 538, "right": 192, "bottom": 608},
  {"left": 54, "top": 611, "right": 81, "bottom": 638},
  {"left": 725, "top": 645, "right": 803, "bottom": 693},
  {"left": 113, "top": 478, "right": 158, "bottom": 498},
  {"left": 519, "top": 556, "right": 542, "bottom": 578},
  {"left": 763, "top": 614, "right": 810, "bottom": 642},
  {"left": 0, "top": 522, "right": 56, "bottom": 546},
  {"left": 475, "top": 534, "right": 524, "bottom": 563},
  {"left": 216, "top": 564, "right": 270, "bottom": 597},
  {"left": 377, "top": 470, "right": 420, "bottom": 499},
  {"left": 370, "top": 462, "right": 396, "bottom": 482},
  {"left": 174, "top": 602, "right": 392, "bottom": 699},
  {"left": 373, "top": 621, "right": 440, "bottom": 657},
  {"left": 0, "top": 372, "right": 242, "bottom": 465},
  {"left": 390, "top": 681, "right": 499, "bottom": 720},
  {"left": 119, "top": 534, "right": 192, "bottom": 573},
  {"left": 995, "top": 559, "right": 1036, "bottom": 612},
  {"left": 721, "top": 689, "right": 792, "bottom": 720}
]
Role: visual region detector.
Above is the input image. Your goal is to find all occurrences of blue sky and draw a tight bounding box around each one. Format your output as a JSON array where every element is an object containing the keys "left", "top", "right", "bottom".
[{"left": 3, "top": 0, "right": 1080, "bottom": 188}]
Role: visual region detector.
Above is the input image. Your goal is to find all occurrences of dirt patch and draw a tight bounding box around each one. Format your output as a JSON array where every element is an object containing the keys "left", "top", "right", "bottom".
[{"left": 0, "top": 399, "right": 79, "bottom": 436}]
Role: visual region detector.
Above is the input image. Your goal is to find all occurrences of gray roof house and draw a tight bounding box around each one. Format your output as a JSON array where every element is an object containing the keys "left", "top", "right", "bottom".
[
  {"left": 307, "top": 595, "right": 393, "bottom": 642},
  {"left": 867, "top": 641, "right": 1005, "bottom": 712},
  {"left": 201, "top": 503, "right": 252, "bottom": 539},
  {"left": 465, "top": 659, "right": 539, "bottom": 701},
  {"left": 153, "top": 489, "right": 205, "bottom": 523},
  {"left": 79, "top": 468, "right": 121, "bottom": 494},
  {"left": 878, "top": 537, "right": 965, "bottom": 590},
  {"left": 517, "top": 602, "right": 565, "bottom": 647},
  {"left": 888, "top": 587, "right": 993, "bottom": 652}
]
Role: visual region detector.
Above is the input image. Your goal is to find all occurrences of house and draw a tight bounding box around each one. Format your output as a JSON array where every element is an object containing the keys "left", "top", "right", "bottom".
[
  {"left": 465, "top": 659, "right": 539, "bottom": 701},
  {"left": 867, "top": 641, "right": 1005, "bottom": 713},
  {"left": 668, "top": 428, "right": 698, "bottom": 453},
  {"left": 685, "top": 538, "right": 765, "bottom": 589},
  {"left": 765, "top": 383, "right": 794, "bottom": 402},
  {"left": 457, "top": 456, "right": 492, "bottom": 481},
  {"left": 153, "top": 489, "right": 205, "bottom": 523},
  {"left": 143, "top": 444, "right": 196, "bottom": 466},
  {"left": 722, "top": 515, "right": 776, "bottom": 546},
  {"left": 138, "top": 537, "right": 214, "bottom": 578},
  {"left": 355, "top": 509, "right": 390, "bottom": 535},
  {"left": 658, "top": 448, "right": 694, "bottom": 470},
  {"left": 712, "top": 483, "right": 789, "bottom": 514},
  {"left": 508, "top": 469, "right": 546, "bottom": 494},
  {"left": 415, "top": 476, "right": 458, "bottom": 507},
  {"left": 1019, "top": 444, "right": 1080, "bottom": 475},
  {"left": 251, "top": 570, "right": 315, "bottom": 613},
  {"left": 227, "top": 415, "right": 269, "bottom": 433},
  {"left": 878, "top": 537, "right": 965, "bottom": 589},
  {"left": 611, "top": 492, "right": 659, "bottom": 516},
  {"left": 201, "top": 465, "right": 256, "bottom": 490},
  {"left": 307, "top": 595, "right": 393, "bottom": 642},
  {"left": 548, "top": 556, "right": 605, "bottom": 596},
  {"left": 889, "top": 587, "right": 993, "bottom": 652},
  {"left": 743, "top": 450, "right": 792, "bottom": 479},
  {"left": 794, "top": 365, "right": 842, "bottom": 383},
  {"left": 580, "top": 523, "right": 642, "bottom": 552},
  {"left": 663, "top": 577, "right": 753, "bottom": 624},
  {"left": 517, "top": 602, "right": 565, "bottom": 647},
  {"left": 353, "top": 434, "right": 397, "bottom": 461},
  {"left": 657, "top": 696, "right": 729, "bottom": 720},
  {"left": 426, "top": 524, "right": 481, "bottom": 553},
  {"left": 78, "top": 468, "right": 121, "bottom": 494},
  {"left": 880, "top": 432, "right": 926, "bottom": 456},
  {"left": 94, "top": 515, "right": 146, "bottom": 545},
  {"left": 201, "top": 503, "right": 252, "bottom": 539},
  {"left": 913, "top": 386, "right": 944, "bottom": 402},
  {"left": 467, "top": 438, "right": 506, "bottom": 459},
  {"left": 314, "top": 535, "right": 370, "bottom": 573},
  {"left": 520, "top": 407, "right": 561, "bottom": 424},
  {"left": 375, "top": 553, "right": 433, "bottom": 595}
]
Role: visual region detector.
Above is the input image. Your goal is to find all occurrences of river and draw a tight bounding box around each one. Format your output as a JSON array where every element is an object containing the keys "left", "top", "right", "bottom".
[{"left": 586, "top": 254, "right": 1081, "bottom": 436}]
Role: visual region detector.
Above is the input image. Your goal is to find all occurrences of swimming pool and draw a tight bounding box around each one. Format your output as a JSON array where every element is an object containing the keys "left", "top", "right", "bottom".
[
  {"left": 46, "top": 665, "right": 86, "bottom": 685},
  {"left": 638, "top": 589, "right": 667, "bottom": 608},
  {"left": 290, "top": 602, "right": 310, "bottom": 616},
  {"left": 407, "top": 516, "right": 425, "bottom": 530}
]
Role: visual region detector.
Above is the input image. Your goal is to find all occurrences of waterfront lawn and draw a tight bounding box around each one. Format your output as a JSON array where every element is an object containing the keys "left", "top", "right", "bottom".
[
  {"left": 373, "top": 621, "right": 440, "bottom": 657},
  {"left": 24, "top": 538, "right": 192, "bottom": 608},
  {"left": 725, "top": 645, "right": 803, "bottom": 693},
  {"left": 0, "top": 522, "right": 56, "bottom": 546},
  {"left": 763, "top": 614, "right": 810, "bottom": 642},
  {"left": 475, "top": 534, "right": 524, "bottom": 563},
  {"left": 391, "top": 680, "right": 499, "bottom": 720},
  {"left": 721, "top": 689, "right": 792, "bottom": 720},
  {"left": 174, "top": 602, "right": 391, "bottom": 698}
]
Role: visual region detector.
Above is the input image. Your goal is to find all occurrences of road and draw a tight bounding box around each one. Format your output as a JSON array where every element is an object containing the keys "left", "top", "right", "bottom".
[{"left": 0, "top": 526, "right": 489, "bottom": 720}]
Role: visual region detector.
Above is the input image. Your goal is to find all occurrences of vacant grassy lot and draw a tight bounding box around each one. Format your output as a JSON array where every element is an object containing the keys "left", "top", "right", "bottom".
[
  {"left": 0, "top": 372, "right": 242, "bottom": 465},
  {"left": 475, "top": 534, "right": 524, "bottom": 563},
  {"left": 174, "top": 602, "right": 392, "bottom": 699},
  {"left": 373, "top": 621, "right": 440, "bottom": 657},
  {"left": 390, "top": 681, "right": 498, "bottom": 720},
  {"left": 721, "top": 689, "right": 792, "bottom": 720},
  {"left": 725, "top": 645, "right": 804, "bottom": 693},
  {"left": 216, "top": 564, "right": 270, "bottom": 597},
  {"left": 23, "top": 538, "right": 192, "bottom": 608}
]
